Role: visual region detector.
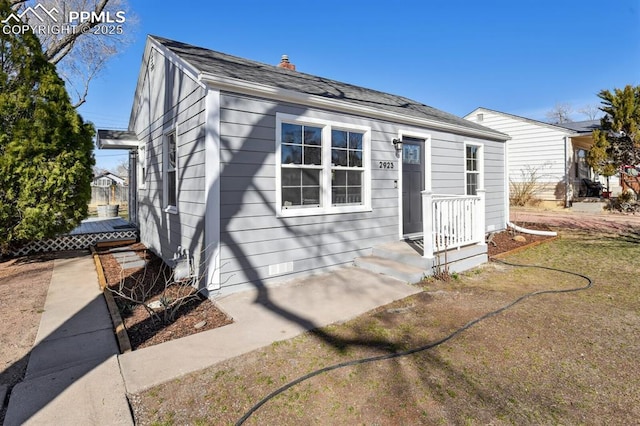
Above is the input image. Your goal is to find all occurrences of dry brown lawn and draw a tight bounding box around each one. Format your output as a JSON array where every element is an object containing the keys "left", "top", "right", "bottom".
[{"left": 130, "top": 228, "right": 640, "bottom": 425}]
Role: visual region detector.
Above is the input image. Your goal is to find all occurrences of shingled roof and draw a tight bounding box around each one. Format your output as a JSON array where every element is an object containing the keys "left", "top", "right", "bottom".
[
  {"left": 150, "top": 36, "right": 506, "bottom": 140},
  {"left": 555, "top": 120, "right": 600, "bottom": 134}
]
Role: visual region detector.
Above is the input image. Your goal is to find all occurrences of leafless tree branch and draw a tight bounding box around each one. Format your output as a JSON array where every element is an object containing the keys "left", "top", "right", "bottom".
[
  {"left": 11, "top": 0, "right": 136, "bottom": 106},
  {"left": 578, "top": 104, "right": 601, "bottom": 121},
  {"left": 545, "top": 102, "right": 574, "bottom": 124},
  {"left": 42, "top": 0, "right": 109, "bottom": 62}
]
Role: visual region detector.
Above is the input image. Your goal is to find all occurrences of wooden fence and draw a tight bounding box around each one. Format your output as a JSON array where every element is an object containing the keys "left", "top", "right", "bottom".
[{"left": 90, "top": 185, "right": 128, "bottom": 206}]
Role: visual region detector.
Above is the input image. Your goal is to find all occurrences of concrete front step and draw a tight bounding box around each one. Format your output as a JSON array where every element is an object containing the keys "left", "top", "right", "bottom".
[
  {"left": 571, "top": 200, "right": 607, "bottom": 214},
  {"left": 359, "top": 241, "right": 489, "bottom": 283},
  {"left": 354, "top": 256, "right": 427, "bottom": 284},
  {"left": 439, "top": 252, "right": 488, "bottom": 274},
  {"left": 373, "top": 241, "right": 487, "bottom": 269},
  {"left": 372, "top": 242, "right": 427, "bottom": 269}
]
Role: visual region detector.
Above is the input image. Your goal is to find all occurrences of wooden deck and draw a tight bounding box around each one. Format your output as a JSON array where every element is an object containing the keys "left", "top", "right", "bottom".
[{"left": 70, "top": 217, "right": 134, "bottom": 234}]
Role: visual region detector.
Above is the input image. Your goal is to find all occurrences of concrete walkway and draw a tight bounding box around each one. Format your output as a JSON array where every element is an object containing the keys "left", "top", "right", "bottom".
[
  {"left": 118, "top": 267, "right": 421, "bottom": 394},
  {"left": 4, "top": 252, "right": 421, "bottom": 424},
  {"left": 4, "top": 253, "right": 133, "bottom": 426}
]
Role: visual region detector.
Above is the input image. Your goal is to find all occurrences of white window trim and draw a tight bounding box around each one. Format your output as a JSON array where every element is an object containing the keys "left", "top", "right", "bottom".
[
  {"left": 275, "top": 113, "right": 372, "bottom": 217},
  {"left": 464, "top": 142, "right": 484, "bottom": 196},
  {"left": 138, "top": 142, "right": 147, "bottom": 189},
  {"left": 163, "top": 128, "right": 178, "bottom": 214}
]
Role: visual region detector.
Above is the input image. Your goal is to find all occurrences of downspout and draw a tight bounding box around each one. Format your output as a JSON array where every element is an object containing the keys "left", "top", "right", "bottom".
[
  {"left": 504, "top": 138, "right": 510, "bottom": 230},
  {"left": 507, "top": 137, "right": 557, "bottom": 236},
  {"left": 129, "top": 149, "right": 137, "bottom": 225},
  {"left": 564, "top": 136, "right": 571, "bottom": 208},
  {"left": 204, "top": 89, "right": 222, "bottom": 294},
  {"left": 507, "top": 221, "right": 557, "bottom": 237}
]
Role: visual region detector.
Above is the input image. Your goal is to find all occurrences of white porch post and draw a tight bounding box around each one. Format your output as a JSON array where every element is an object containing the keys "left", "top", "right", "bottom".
[
  {"left": 422, "top": 190, "right": 434, "bottom": 258},
  {"left": 476, "top": 188, "right": 486, "bottom": 247}
]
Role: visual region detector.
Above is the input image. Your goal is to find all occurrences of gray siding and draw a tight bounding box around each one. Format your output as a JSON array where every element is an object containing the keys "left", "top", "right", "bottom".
[
  {"left": 483, "top": 140, "right": 507, "bottom": 231},
  {"left": 430, "top": 130, "right": 506, "bottom": 232},
  {"left": 130, "top": 46, "right": 208, "bottom": 273},
  {"left": 218, "top": 94, "right": 506, "bottom": 293},
  {"left": 218, "top": 94, "right": 398, "bottom": 292},
  {"left": 129, "top": 47, "right": 506, "bottom": 295}
]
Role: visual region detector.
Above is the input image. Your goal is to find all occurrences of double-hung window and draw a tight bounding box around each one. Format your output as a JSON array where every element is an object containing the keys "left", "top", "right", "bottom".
[
  {"left": 165, "top": 130, "right": 178, "bottom": 212},
  {"left": 276, "top": 113, "right": 370, "bottom": 217},
  {"left": 465, "top": 143, "right": 482, "bottom": 196},
  {"left": 281, "top": 123, "right": 323, "bottom": 207},
  {"left": 331, "top": 129, "right": 363, "bottom": 205}
]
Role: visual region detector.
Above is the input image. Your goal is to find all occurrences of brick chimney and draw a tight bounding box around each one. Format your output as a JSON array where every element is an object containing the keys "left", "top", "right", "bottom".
[{"left": 277, "top": 54, "right": 296, "bottom": 71}]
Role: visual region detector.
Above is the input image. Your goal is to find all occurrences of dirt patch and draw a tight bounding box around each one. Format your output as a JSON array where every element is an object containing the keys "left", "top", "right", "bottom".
[
  {"left": 0, "top": 253, "right": 54, "bottom": 423},
  {"left": 96, "top": 244, "right": 232, "bottom": 350},
  {"left": 487, "top": 222, "right": 555, "bottom": 258}
]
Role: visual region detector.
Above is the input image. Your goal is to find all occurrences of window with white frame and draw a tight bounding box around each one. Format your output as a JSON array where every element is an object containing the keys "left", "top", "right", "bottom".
[
  {"left": 281, "top": 123, "right": 323, "bottom": 207},
  {"left": 331, "top": 129, "right": 363, "bottom": 205},
  {"left": 165, "top": 131, "right": 177, "bottom": 210},
  {"left": 276, "top": 114, "right": 370, "bottom": 216},
  {"left": 465, "top": 144, "right": 481, "bottom": 195},
  {"left": 138, "top": 144, "right": 146, "bottom": 188}
]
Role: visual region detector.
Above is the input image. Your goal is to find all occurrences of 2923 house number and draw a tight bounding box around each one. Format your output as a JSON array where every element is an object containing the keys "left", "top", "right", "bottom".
[{"left": 379, "top": 161, "right": 394, "bottom": 169}]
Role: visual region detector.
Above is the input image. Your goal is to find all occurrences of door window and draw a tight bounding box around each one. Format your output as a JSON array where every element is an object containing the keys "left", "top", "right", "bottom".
[{"left": 403, "top": 144, "right": 421, "bottom": 164}]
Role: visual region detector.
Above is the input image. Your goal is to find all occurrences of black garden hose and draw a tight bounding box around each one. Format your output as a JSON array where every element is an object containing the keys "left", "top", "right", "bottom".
[{"left": 236, "top": 259, "right": 593, "bottom": 425}]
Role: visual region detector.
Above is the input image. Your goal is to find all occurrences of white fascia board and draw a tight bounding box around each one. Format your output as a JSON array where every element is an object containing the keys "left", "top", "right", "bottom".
[
  {"left": 128, "top": 37, "right": 208, "bottom": 130},
  {"left": 198, "top": 72, "right": 508, "bottom": 142},
  {"left": 469, "top": 107, "right": 580, "bottom": 137},
  {"left": 96, "top": 137, "right": 139, "bottom": 150},
  {"left": 147, "top": 37, "right": 207, "bottom": 90}
]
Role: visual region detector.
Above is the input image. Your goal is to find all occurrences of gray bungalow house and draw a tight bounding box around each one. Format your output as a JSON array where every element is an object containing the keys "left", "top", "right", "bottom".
[{"left": 97, "top": 35, "right": 509, "bottom": 296}]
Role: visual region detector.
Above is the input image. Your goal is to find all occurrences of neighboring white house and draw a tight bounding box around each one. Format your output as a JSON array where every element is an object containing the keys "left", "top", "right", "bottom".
[
  {"left": 465, "top": 107, "right": 619, "bottom": 207},
  {"left": 91, "top": 172, "right": 126, "bottom": 187},
  {"left": 97, "top": 35, "right": 509, "bottom": 297},
  {"left": 90, "top": 172, "right": 128, "bottom": 207}
]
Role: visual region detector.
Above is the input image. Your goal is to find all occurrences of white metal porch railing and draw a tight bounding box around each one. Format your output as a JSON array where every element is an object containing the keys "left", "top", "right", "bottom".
[{"left": 421, "top": 190, "right": 486, "bottom": 258}]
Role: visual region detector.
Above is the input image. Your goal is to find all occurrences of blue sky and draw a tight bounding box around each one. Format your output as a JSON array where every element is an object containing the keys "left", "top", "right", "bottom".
[{"left": 80, "top": 0, "right": 640, "bottom": 171}]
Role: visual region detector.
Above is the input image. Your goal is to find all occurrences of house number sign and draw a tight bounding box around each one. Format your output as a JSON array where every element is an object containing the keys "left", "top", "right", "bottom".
[{"left": 379, "top": 161, "right": 394, "bottom": 169}]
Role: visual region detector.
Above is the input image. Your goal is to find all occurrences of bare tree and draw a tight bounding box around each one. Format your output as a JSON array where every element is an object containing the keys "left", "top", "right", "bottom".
[
  {"left": 115, "top": 158, "right": 129, "bottom": 182},
  {"left": 545, "top": 102, "right": 574, "bottom": 124},
  {"left": 9, "top": 0, "right": 137, "bottom": 107},
  {"left": 578, "top": 104, "right": 601, "bottom": 121}
]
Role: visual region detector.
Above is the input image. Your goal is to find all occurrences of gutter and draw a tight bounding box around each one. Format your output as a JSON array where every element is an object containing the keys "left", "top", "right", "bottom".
[{"left": 564, "top": 135, "right": 571, "bottom": 208}]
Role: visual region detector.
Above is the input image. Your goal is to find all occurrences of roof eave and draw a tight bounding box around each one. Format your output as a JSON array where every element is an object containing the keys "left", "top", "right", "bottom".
[
  {"left": 466, "top": 107, "right": 583, "bottom": 137},
  {"left": 199, "top": 72, "right": 509, "bottom": 142},
  {"left": 96, "top": 130, "right": 139, "bottom": 150}
]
